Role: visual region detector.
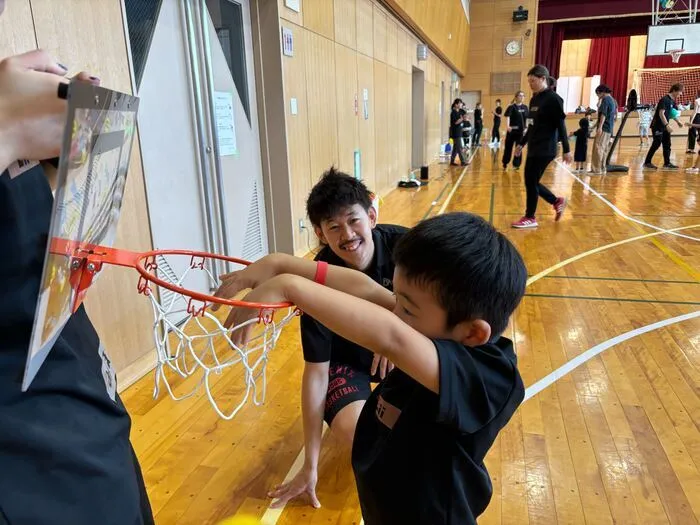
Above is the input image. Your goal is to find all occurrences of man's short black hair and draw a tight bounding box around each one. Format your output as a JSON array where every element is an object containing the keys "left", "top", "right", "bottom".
[
  {"left": 670, "top": 83, "right": 684, "bottom": 93},
  {"left": 393, "top": 212, "right": 527, "bottom": 338},
  {"left": 528, "top": 64, "right": 549, "bottom": 78},
  {"left": 307, "top": 167, "right": 373, "bottom": 227}
]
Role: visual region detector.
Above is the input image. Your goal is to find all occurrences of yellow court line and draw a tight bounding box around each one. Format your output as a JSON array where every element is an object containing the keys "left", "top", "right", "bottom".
[{"left": 628, "top": 223, "right": 700, "bottom": 282}]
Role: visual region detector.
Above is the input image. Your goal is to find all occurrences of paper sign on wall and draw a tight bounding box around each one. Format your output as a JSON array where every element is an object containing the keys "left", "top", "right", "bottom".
[
  {"left": 214, "top": 91, "right": 237, "bottom": 156},
  {"left": 363, "top": 88, "right": 369, "bottom": 120},
  {"left": 285, "top": 0, "right": 300, "bottom": 12},
  {"left": 282, "top": 27, "right": 294, "bottom": 56}
]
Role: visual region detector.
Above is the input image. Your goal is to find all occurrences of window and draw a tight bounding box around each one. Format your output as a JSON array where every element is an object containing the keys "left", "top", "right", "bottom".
[{"left": 206, "top": 0, "right": 251, "bottom": 123}]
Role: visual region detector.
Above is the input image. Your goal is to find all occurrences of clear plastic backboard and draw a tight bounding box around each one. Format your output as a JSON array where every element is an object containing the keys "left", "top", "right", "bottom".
[{"left": 23, "top": 81, "right": 139, "bottom": 390}]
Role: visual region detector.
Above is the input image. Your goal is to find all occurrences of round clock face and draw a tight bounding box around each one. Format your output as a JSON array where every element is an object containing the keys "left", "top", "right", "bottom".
[{"left": 506, "top": 40, "right": 521, "bottom": 56}]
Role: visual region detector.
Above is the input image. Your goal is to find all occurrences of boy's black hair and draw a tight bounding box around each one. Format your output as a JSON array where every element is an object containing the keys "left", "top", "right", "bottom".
[
  {"left": 579, "top": 118, "right": 589, "bottom": 130},
  {"left": 306, "top": 166, "right": 373, "bottom": 227},
  {"left": 393, "top": 213, "right": 526, "bottom": 338}
]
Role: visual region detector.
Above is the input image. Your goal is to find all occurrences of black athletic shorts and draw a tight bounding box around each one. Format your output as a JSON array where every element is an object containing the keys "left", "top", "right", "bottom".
[{"left": 324, "top": 363, "right": 376, "bottom": 425}]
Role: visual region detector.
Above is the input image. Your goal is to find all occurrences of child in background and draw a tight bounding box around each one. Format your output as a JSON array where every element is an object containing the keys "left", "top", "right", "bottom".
[
  {"left": 686, "top": 119, "right": 700, "bottom": 174},
  {"left": 638, "top": 106, "right": 652, "bottom": 147},
  {"left": 570, "top": 118, "right": 590, "bottom": 172}
]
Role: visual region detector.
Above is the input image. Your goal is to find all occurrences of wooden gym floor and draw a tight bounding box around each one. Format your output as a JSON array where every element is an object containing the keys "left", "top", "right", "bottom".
[{"left": 122, "top": 137, "right": 700, "bottom": 524}]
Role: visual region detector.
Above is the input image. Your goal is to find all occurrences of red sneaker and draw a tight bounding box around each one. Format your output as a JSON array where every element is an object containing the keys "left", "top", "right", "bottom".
[
  {"left": 511, "top": 216, "right": 538, "bottom": 229},
  {"left": 553, "top": 197, "right": 567, "bottom": 222}
]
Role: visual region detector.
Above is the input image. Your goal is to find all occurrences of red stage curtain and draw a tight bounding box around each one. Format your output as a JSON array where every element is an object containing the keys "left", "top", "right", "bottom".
[
  {"left": 586, "top": 36, "right": 631, "bottom": 102},
  {"left": 643, "top": 53, "right": 700, "bottom": 68},
  {"left": 535, "top": 23, "right": 565, "bottom": 78}
]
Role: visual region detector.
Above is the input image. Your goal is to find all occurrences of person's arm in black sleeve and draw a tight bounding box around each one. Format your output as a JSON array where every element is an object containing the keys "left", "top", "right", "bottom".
[{"left": 555, "top": 96, "right": 571, "bottom": 155}]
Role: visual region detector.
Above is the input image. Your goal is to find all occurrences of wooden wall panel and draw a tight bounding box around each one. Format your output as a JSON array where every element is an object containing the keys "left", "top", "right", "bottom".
[
  {"left": 387, "top": 0, "right": 470, "bottom": 74},
  {"left": 279, "top": 0, "right": 303, "bottom": 25},
  {"left": 356, "top": 0, "right": 374, "bottom": 57},
  {"left": 282, "top": 0, "right": 461, "bottom": 254},
  {"left": 386, "top": 66, "right": 399, "bottom": 183},
  {"left": 560, "top": 39, "right": 591, "bottom": 78},
  {"left": 335, "top": 43, "right": 359, "bottom": 175},
  {"left": 282, "top": 25, "right": 313, "bottom": 256},
  {"left": 30, "top": 0, "right": 154, "bottom": 375},
  {"left": 464, "top": 0, "right": 537, "bottom": 127},
  {"left": 386, "top": 19, "right": 398, "bottom": 69},
  {"left": 334, "top": 0, "right": 357, "bottom": 50},
  {"left": 304, "top": 31, "right": 339, "bottom": 184},
  {"left": 303, "top": 0, "right": 335, "bottom": 40},
  {"left": 373, "top": 60, "right": 389, "bottom": 194},
  {"left": 373, "top": 5, "right": 387, "bottom": 63},
  {"left": 628, "top": 35, "right": 648, "bottom": 94},
  {"left": 357, "top": 54, "right": 376, "bottom": 193},
  {"left": 0, "top": 0, "right": 35, "bottom": 56}
]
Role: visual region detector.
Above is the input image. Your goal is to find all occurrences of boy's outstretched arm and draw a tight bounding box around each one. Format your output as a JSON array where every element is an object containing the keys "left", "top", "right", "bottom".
[
  {"left": 223, "top": 274, "right": 440, "bottom": 394},
  {"left": 213, "top": 253, "right": 395, "bottom": 311}
]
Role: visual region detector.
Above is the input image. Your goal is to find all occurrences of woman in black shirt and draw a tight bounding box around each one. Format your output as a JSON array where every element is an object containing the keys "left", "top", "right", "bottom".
[
  {"left": 502, "top": 91, "right": 528, "bottom": 169},
  {"left": 491, "top": 99, "right": 503, "bottom": 146},
  {"left": 449, "top": 98, "right": 468, "bottom": 165},
  {"left": 473, "top": 102, "right": 484, "bottom": 146}
]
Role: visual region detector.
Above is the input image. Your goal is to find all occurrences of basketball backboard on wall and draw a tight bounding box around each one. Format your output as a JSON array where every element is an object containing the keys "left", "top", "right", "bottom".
[
  {"left": 23, "top": 81, "right": 139, "bottom": 391},
  {"left": 647, "top": 23, "right": 700, "bottom": 55}
]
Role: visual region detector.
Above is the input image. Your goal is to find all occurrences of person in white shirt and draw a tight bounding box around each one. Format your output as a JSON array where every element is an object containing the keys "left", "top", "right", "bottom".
[{"left": 687, "top": 90, "right": 700, "bottom": 154}]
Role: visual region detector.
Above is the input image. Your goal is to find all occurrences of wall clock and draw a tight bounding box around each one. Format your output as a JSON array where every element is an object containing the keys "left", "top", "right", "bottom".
[{"left": 505, "top": 38, "right": 522, "bottom": 57}]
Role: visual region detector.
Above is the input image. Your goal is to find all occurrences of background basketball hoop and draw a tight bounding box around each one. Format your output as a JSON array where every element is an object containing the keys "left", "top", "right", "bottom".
[{"left": 668, "top": 48, "right": 685, "bottom": 63}]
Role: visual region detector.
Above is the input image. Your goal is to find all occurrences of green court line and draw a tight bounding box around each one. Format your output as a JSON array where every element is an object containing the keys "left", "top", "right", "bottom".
[
  {"left": 524, "top": 293, "right": 700, "bottom": 305},
  {"left": 421, "top": 181, "right": 452, "bottom": 220},
  {"left": 488, "top": 183, "right": 495, "bottom": 224},
  {"left": 539, "top": 275, "right": 699, "bottom": 285}
]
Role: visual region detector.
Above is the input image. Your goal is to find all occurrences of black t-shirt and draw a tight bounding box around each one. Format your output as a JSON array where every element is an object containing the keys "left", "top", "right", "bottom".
[
  {"left": 450, "top": 109, "right": 464, "bottom": 139},
  {"left": 505, "top": 103, "right": 528, "bottom": 132},
  {"left": 352, "top": 337, "right": 525, "bottom": 524},
  {"left": 0, "top": 164, "right": 151, "bottom": 524},
  {"left": 301, "top": 224, "right": 408, "bottom": 370},
  {"left": 474, "top": 108, "right": 483, "bottom": 123},
  {"left": 651, "top": 94, "right": 674, "bottom": 132},
  {"left": 520, "top": 89, "right": 571, "bottom": 158},
  {"left": 493, "top": 106, "right": 503, "bottom": 124}
]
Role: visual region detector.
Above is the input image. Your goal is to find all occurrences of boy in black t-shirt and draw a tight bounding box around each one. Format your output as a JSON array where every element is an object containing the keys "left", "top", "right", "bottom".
[
  {"left": 264, "top": 168, "right": 407, "bottom": 509},
  {"left": 215, "top": 212, "right": 527, "bottom": 524},
  {"left": 644, "top": 83, "right": 684, "bottom": 170}
]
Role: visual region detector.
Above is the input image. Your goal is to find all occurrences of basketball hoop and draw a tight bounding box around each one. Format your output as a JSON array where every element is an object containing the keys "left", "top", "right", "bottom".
[
  {"left": 668, "top": 49, "right": 685, "bottom": 63},
  {"left": 51, "top": 239, "right": 298, "bottom": 420}
]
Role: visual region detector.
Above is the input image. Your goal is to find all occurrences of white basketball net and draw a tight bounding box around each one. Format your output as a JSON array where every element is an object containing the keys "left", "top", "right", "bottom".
[
  {"left": 669, "top": 49, "right": 685, "bottom": 63},
  {"left": 139, "top": 254, "right": 297, "bottom": 420}
]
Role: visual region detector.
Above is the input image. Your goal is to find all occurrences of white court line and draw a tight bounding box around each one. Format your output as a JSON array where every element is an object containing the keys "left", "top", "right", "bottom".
[
  {"left": 262, "top": 149, "right": 476, "bottom": 524},
  {"left": 437, "top": 147, "right": 478, "bottom": 215},
  {"left": 524, "top": 310, "right": 700, "bottom": 400},
  {"left": 526, "top": 222, "right": 700, "bottom": 286},
  {"left": 555, "top": 160, "right": 700, "bottom": 243}
]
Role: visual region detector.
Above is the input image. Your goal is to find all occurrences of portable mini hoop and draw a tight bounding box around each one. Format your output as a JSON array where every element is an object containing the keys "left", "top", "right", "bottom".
[{"left": 52, "top": 238, "right": 298, "bottom": 420}]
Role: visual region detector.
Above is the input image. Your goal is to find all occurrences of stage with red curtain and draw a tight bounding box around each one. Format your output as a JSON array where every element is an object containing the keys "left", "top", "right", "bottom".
[{"left": 536, "top": 1, "right": 700, "bottom": 104}]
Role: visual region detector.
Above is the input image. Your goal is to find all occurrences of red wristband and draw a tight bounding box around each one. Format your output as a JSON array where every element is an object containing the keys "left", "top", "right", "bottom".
[{"left": 314, "top": 261, "right": 328, "bottom": 285}]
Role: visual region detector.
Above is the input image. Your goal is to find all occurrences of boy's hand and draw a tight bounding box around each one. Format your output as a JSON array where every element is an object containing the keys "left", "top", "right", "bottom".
[
  {"left": 268, "top": 466, "right": 321, "bottom": 509},
  {"left": 221, "top": 275, "right": 292, "bottom": 346},
  {"left": 212, "top": 254, "right": 281, "bottom": 311},
  {"left": 371, "top": 354, "right": 394, "bottom": 379}
]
